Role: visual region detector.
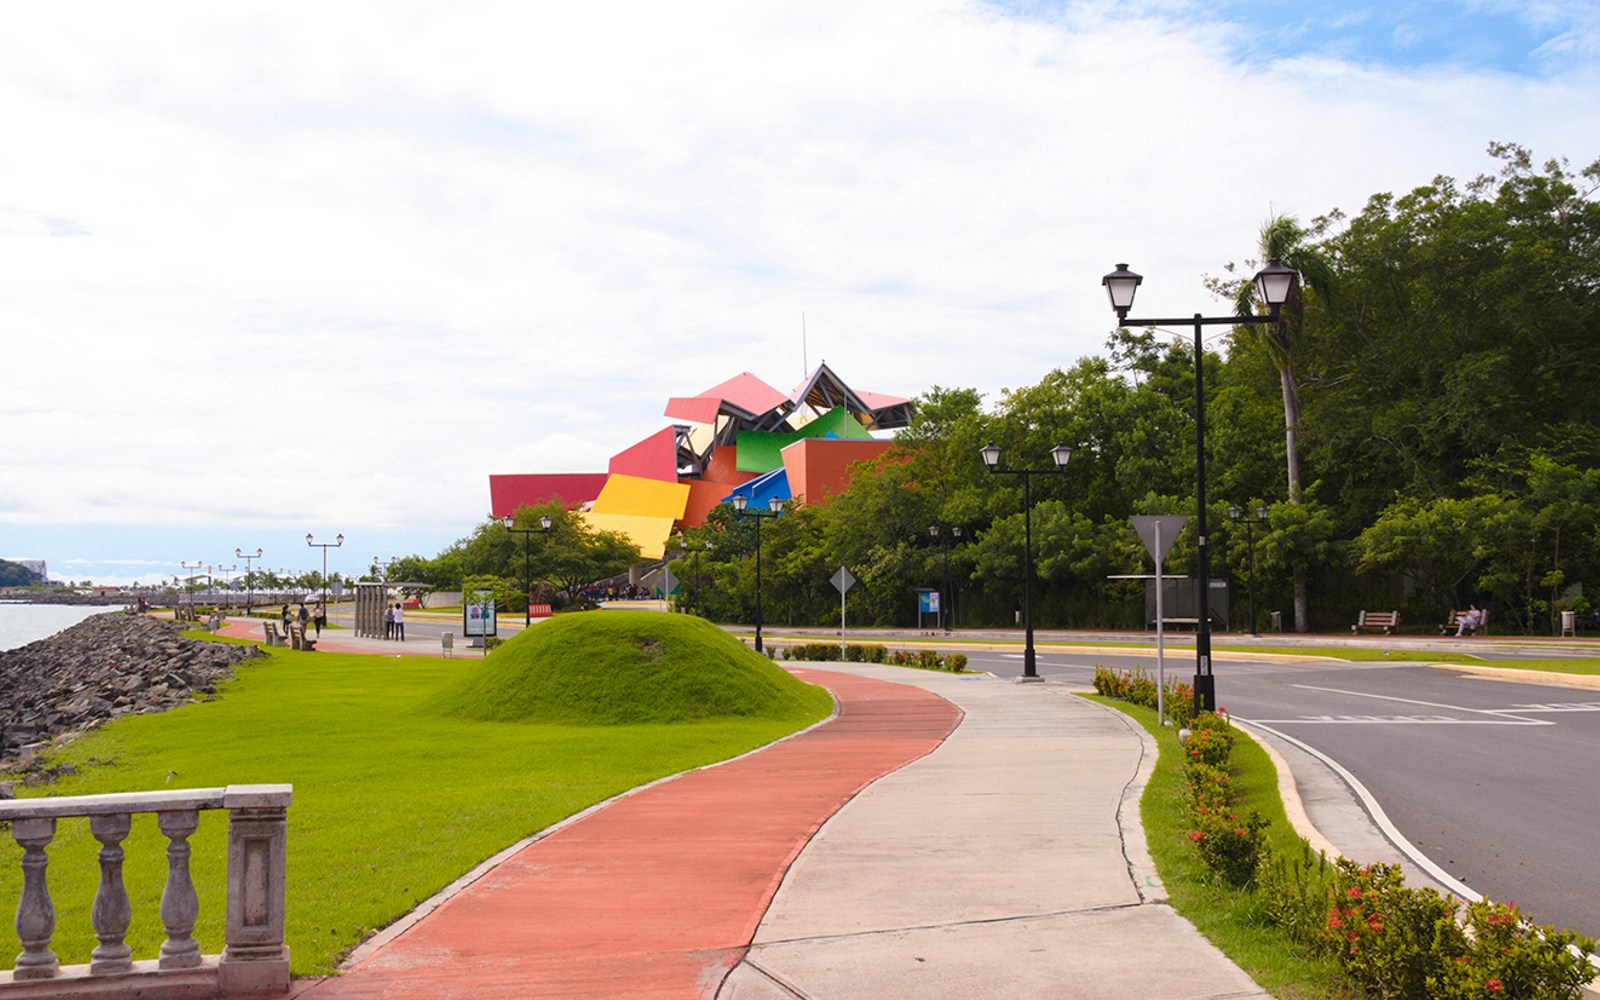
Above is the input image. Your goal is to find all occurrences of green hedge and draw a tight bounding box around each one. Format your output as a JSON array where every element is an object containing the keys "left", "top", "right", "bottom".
[{"left": 780, "top": 643, "right": 968, "bottom": 673}]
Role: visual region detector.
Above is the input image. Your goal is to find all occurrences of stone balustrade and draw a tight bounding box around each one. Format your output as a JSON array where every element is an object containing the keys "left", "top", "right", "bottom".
[{"left": 0, "top": 784, "right": 292, "bottom": 998}]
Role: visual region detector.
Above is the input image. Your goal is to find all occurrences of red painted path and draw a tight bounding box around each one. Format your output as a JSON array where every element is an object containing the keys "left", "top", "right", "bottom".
[{"left": 291, "top": 668, "right": 961, "bottom": 999}]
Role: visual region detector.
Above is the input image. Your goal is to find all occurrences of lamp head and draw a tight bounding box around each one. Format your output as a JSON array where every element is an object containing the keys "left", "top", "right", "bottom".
[
  {"left": 929, "top": 525, "right": 939, "bottom": 538},
  {"left": 980, "top": 442, "right": 1001, "bottom": 471},
  {"left": 732, "top": 493, "right": 748, "bottom": 511},
  {"left": 768, "top": 496, "right": 784, "bottom": 513},
  {"left": 952, "top": 525, "right": 964, "bottom": 538},
  {"left": 1226, "top": 504, "right": 1241, "bottom": 522},
  {"left": 1051, "top": 443, "right": 1074, "bottom": 469},
  {"left": 502, "top": 514, "right": 515, "bottom": 529},
  {"left": 540, "top": 514, "right": 553, "bottom": 530},
  {"left": 1102, "top": 263, "right": 1142, "bottom": 321},
  {"left": 1255, "top": 504, "right": 1270, "bottom": 522},
  {"left": 305, "top": 533, "right": 313, "bottom": 546},
  {"left": 1253, "top": 258, "right": 1299, "bottom": 315},
  {"left": 335, "top": 533, "right": 344, "bottom": 546}
]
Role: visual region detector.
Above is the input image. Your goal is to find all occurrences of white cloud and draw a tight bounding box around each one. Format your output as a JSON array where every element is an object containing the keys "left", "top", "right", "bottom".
[{"left": 1, "top": 0, "right": 1595, "bottom": 579}]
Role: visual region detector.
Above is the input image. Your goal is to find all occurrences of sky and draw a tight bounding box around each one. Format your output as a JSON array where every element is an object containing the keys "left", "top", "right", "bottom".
[{"left": 2, "top": 0, "right": 1597, "bottom": 586}]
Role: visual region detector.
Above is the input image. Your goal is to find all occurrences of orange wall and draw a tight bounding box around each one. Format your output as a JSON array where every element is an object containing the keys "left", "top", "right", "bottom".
[{"left": 781, "top": 438, "right": 894, "bottom": 505}]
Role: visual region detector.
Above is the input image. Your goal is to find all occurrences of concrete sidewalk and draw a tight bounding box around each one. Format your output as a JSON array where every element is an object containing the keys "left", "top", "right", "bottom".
[
  {"left": 720, "top": 666, "right": 1268, "bottom": 1000},
  {"left": 287, "top": 664, "right": 1269, "bottom": 999}
]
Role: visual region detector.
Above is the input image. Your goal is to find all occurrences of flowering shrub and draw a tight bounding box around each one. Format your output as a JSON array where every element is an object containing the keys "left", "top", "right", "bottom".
[
  {"left": 1428, "top": 899, "right": 1597, "bottom": 999},
  {"left": 1319, "top": 860, "right": 1465, "bottom": 998},
  {"left": 1192, "top": 808, "right": 1270, "bottom": 888},
  {"left": 1091, "top": 666, "right": 1195, "bottom": 727},
  {"left": 784, "top": 643, "right": 963, "bottom": 671},
  {"left": 1307, "top": 861, "right": 1598, "bottom": 999}
]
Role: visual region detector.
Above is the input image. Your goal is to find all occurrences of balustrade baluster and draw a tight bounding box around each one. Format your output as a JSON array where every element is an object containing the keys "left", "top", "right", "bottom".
[
  {"left": 88, "top": 812, "right": 134, "bottom": 975},
  {"left": 157, "top": 809, "right": 203, "bottom": 969},
  {"left": 10, "top": 816, "right": 59, "bottom": 980}
]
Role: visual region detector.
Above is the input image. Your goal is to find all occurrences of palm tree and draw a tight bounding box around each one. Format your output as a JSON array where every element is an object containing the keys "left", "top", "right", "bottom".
[{"left": 1233, "top": 214, "right": 1336, "bottom": 631}]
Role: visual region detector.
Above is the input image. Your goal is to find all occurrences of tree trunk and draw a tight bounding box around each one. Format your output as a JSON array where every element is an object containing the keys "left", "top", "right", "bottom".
[{"left": 1279, "top": 360, "right": 1310, "bottom": 631}]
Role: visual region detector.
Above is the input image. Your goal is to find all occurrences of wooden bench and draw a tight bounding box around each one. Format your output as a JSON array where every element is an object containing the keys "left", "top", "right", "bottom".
[
  {"left": 1153, "top": 617, "right": 1201, "bottom": 630},
  {"left": 287, "top": 622, "right": 317, "bottom": 651},
  {"left": 1441, "top": 609, "right": 1489, "bottom": 635},
  {"left": 261, "top": 621, "right": 287, "bottom": 647},
  {"left": 1352, "top": 610, "right": 1401, "bottom": 634}
]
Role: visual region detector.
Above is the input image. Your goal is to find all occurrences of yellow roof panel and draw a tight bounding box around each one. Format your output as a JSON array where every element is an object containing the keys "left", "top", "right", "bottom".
[
  {"left": 581, "top": 511, "right": 678, "bottom": 560},
  {"left": 590, "top": 474, "right": 691, "bottom": 520}
]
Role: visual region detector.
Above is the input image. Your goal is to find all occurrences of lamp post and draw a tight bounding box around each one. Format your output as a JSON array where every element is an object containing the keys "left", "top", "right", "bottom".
[
  {"left": 372, "top": 556, "right": 399, "bottom": 582},
  {"left": 180, "top": 560, "right": 203, "bottom": 620},
  {"left": 1103, "top": 259, "right": 1298, "bottom": 712},
  {"left": 981, "top": 442, "right": 1073, "bottom": 681},
  {"left": 928, "top": 525, "right": 963, "bottom": 632},
  {"left": 731, "top": 494, "right": 784, "bottom": 653},
  {"left": 306, "top": 533, "right": 343, "bottom": 609},
  {"left": 215, "top": 563, "right": 237, "bottom": 612},
  {"left": 236, "top": 547, "right": 262, "bottom": 615},
  {"left": 1227, "top": 504, "right": 1270, "bottom": 637},
  {"left": 502, "top": 513, "right": 553, "bottom": 628}
]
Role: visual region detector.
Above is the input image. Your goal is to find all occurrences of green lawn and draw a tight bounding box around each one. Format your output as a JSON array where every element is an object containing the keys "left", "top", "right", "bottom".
[
  {"left": 1, "top": 627, "right": 831, "bottom": 976},
  {"left": 1084, "top": 695, "right": 1353, "bottom": 999}
]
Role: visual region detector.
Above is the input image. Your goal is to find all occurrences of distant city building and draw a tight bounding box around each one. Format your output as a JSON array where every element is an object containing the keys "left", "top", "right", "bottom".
[
  {"left": 0, "top": 558, "right": 48, "bottom": 585},
  {"left": 489, "top": 362, "right": 913, "bottom": 559}
]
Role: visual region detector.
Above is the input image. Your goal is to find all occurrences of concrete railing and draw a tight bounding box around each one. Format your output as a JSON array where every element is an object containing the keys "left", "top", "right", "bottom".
[{"left": 0, "top": 784, "right": 292, "bottom": 998}]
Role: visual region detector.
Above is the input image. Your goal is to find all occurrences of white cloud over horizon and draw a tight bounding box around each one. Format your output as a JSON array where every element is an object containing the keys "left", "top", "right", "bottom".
[{"left": 2, "top": 0, "right": 1596, "bottom": 584}]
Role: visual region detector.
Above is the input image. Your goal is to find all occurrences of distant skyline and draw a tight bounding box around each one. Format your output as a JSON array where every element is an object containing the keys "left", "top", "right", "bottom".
[{"left": 3, "top": 1, "right": 1596, "bottom": 585}]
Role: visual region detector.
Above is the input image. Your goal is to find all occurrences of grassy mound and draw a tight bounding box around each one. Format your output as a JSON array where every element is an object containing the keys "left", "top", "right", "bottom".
[{"left": 421, "top": 611, "right": 832, "bottom": 725}]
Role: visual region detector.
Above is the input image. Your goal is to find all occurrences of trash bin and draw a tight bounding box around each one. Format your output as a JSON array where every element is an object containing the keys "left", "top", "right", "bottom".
[
  {"left": 1561, "top": 610, "right": 1575, "bottom": 637},
  {"left": 441, "top": 632, "right": 454, "bottom": 658},
  {"left": 1270, "top": 611, "right": 1283, "bottom": 632}
]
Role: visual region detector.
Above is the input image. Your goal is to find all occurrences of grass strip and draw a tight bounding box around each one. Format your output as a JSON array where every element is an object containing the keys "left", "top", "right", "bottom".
[
  {"left": 2, "top": 641, "right": 830, "bottom": 975},
  {"left": 1083, "top": 694, "right": 1352, "bottom": 999}
]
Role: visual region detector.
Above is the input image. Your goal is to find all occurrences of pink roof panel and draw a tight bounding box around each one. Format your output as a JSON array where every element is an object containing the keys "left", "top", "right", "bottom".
[
  {"left": 489, "top": 473, "right": 610, "bottom": 517},
  {"left": 608, "top": 426, "right": 679, "bottom": 482}
]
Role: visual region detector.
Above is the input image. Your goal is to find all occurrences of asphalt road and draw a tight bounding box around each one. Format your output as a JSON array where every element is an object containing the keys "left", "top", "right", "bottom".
[{"left": 963, "top": 646, "right": 1600, "bottom": 940}]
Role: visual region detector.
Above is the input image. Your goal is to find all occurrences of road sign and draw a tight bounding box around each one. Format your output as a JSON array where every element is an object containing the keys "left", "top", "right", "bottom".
[
  {"left": 1130, "top": 516, "right": 1186, "bottom": 727},
  {"left": 831, "top": 566, "right": 856, "bottom": 653},
  {"left": 1130, "top": 516, "right": 1186, "bottom": 562}
]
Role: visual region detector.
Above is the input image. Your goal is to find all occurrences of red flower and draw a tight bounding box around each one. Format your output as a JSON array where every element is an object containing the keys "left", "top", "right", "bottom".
[
  {"left": 1233, "top": 828, "right": 1245, "bottom": 836},
  {"left": 1486, "top": 979, "right": 1504, "bottom": 992},
  {"left": 1348, "top": 887, "right": 1363, "bottom": 898},
  {"left": 1327, "top": 912, "right": 1344, "bottom": 930}
]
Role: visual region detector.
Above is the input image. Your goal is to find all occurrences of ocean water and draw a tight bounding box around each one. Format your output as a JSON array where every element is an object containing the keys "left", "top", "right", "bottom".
[{"left": 0, "top": 603, "right": 116, "bottom": 652}]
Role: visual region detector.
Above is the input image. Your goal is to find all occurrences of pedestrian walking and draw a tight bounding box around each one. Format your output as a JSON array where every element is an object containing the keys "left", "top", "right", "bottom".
[{"left": 313, "top": 601, "right": 326, "bottom": 637}]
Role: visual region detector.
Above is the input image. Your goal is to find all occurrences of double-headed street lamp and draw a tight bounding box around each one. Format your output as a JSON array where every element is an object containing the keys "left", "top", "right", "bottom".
[
  {"left": 502, "top": 514, "right": 553, "bottom": 628},
  {"left": 928, "top": 525, "right": 964, "bottom": 632},
  {"left": 1103, "top": 259, "right": 1298, "bottom": 712},
  {"left": 306, "top": 533, "right": 343, "bottom": 608},
  {"left": 1227, "top": 504, "right": 1270, "bottom": 637},
  {"left": 236, "top": 547, "right": 262, "bottom": 614},
  {"left": 981, "top": 442, "right": 1073, "bottom": 681},
  {"left": 180, "top": 560, "right": 203, "bottom": 617},
  {"left": 731, "top": 494, "right": 784, "bottom": 653}
]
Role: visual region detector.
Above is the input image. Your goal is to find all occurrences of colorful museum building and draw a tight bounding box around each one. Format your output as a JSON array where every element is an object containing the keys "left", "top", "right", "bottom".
[{"left": 488, "top": 362, "right": 913, "bottom": 559}]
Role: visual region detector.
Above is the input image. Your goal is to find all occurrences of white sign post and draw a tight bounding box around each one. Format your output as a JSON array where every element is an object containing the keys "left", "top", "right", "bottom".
[
  {"left": 1130, "top": 516, "right": 1187, "bottom": 726},
  {"left": 830, "top": 566, "right": 857, "bottom": 655}
]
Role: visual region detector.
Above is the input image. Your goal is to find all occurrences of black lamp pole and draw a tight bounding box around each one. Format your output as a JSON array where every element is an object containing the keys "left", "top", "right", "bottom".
[
  {"left": 929, "top": 525, "right": 963, "bottom": 632},
  {"left": 732, "top": 494, "right": 783, "bottom": 653},
  {"left": 1227, "top": 504, "right": 1270, "bottom": 637},
  {"left": 236, "top": 547, "right": 262, "bottom": 615},
  {"left": 981, "top": 443, "right": 1073, "bottom": 681},
  {"left": 503, "top": 513, "right": 553, "bottom": 628},
  {"left": 1104, "top": 259, "right": 1298, "bottom": 713}
]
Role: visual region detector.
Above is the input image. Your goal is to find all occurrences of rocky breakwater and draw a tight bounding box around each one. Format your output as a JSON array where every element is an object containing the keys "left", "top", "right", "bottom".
[{"left": 0, "top": 613, "right": 264, "bottom": 773}]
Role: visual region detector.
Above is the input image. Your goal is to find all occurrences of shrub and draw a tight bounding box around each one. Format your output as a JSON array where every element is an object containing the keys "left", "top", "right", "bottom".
[
  {"left": 1092, "top": 666, "right": 1195, "bottom": 727},
  {"left": 1192, "top": 808, "right": 1270, "bottom": 888},
  {"left": 1257, "top": 839, "right": 1338, "bottom": 947},
  {"left": 947, "top": 653, "right": 967, "bottom": 672},
  {"left": 1429, "top": 899, "right": 1598, "bottom": 999},
  {"left": 1320, "top": 860, "right": 1465, "bottom": 999}
]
